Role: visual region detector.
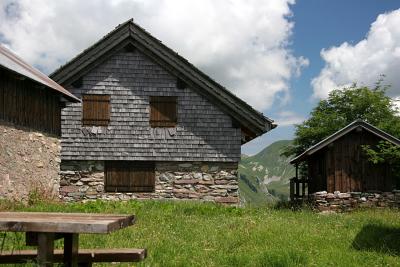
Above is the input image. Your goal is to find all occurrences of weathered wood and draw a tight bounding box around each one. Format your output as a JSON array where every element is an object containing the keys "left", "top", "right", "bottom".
[
  {"left": 289, "top": 178, "right": 295, "bottom": 201},
  {"left": 49, "top": 20, "right": 273, "bottom": 142},
  {"left": 302, "top": 127, "right": 395, "bottom": 194},
  {"left": 64, "top": 233, "right": 79, "bottom": 267},
  {"left": 37, "top": 232, "right": 54, "bottom": 267},
  {"left": 105, "top": 161, "right": 155, "bottom": 192},
  {"left": 150, "top": 96, "right": 177, "bottom": 127},
  {"left": 0, "top": 212, "right": 135, "bottom": 234},
  {"left": 26, "top": 232, "right": 65, "bottom": 246},
  {"left": 0, "top": 68, "right": 62, "bottom": 135},
  {"left": 0, "top": 248, "right": 147, "bottom": 264},
  {"left": 82, "top": 94, "right": 110, "bottom": 126}
]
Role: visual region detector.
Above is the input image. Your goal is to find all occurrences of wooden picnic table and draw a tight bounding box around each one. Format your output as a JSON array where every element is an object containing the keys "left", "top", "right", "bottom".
[{"left": 0, "top": 212, "right": 135, "bottom": 267}]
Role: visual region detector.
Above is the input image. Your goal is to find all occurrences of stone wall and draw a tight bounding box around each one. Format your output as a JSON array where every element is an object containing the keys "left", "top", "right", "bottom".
[
  {"left": 0, "top": 121, "right": 61, "bottom": 201},
  {"left": 59, "top": 161, "right": 240, "bottom": 205},
  {"left": 310, "top": 191, "right": 400, "bottom": 212}
]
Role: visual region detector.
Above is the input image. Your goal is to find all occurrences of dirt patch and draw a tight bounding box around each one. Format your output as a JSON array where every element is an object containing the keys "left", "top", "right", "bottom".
[{"left": 0, "top": 120, "right": 61, "bottom": 201}]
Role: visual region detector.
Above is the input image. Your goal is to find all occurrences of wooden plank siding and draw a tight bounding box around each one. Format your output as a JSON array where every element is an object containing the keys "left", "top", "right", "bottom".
[
  {"left": 308, "top": 129, "right": 393, "bottom": 193},
  {"left": 105, "top": 161, "right": 155, "bottom": 192},
  {"left": 0, "top": 68, "right": 61, "bottom": 135}
]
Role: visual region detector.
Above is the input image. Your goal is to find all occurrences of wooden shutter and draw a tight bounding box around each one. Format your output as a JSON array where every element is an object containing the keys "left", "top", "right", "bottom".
[
  {"left": 105, "top": 161, "right": 155, "bottom": 192},
  {"left": 150, "top": 96, "right": 177, "bottom": 127},
  {"left": 82, "top": 94, "right": 110, "bottom": 126}
]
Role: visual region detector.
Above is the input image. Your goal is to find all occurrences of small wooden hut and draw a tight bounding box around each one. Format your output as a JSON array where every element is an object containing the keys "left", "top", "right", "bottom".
[{"left": 290, "top": 120, "right": 400, "bottom": 201}]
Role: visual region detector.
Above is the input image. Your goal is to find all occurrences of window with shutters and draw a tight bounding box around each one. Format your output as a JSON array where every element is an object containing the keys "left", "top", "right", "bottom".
[
  {"left": 105, "top": 161, "right": 155, "bottom": 192},
  {"left": 82, "top": 94, "right": 110, "bottom": 126},
  {"left": 150, "top": 96, "right": 177, "bottom": 127}
]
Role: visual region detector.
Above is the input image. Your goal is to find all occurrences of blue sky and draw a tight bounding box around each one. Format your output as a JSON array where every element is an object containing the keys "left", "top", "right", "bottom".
[
  {"left": 243, "top": 0, "right": 400, "bottom": 154},
  {"left": 1, "top": 0, "right": 400, "bottom": 155}
]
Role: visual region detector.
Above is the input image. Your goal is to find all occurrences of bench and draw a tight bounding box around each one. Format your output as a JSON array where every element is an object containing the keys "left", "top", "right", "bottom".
[{"left": 0, "top": 248, "right": 147, "bottom": 266}]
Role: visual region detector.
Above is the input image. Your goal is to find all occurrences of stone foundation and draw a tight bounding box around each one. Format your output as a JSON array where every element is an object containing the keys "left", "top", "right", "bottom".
[
  {"left": 59, "top": 161, "right": 239, "bottom": 205},
  {"left": 310, "top": 190, "right": 400, "bottom": 212}
]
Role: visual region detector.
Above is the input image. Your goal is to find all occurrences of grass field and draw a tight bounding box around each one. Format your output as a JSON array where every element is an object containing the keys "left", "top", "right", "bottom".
[{"left": 0, "top": 200, "right": 399, "bottom": 266}]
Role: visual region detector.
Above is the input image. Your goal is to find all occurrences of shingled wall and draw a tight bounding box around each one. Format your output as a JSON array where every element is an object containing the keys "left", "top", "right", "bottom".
[{"left": 61, "top": 50, "right": 241, "bottom": 162}]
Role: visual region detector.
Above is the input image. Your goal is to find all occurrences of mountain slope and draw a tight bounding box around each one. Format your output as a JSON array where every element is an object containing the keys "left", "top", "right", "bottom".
[{"left": 239, "top": 140, "right": 294, "bottom": 205}]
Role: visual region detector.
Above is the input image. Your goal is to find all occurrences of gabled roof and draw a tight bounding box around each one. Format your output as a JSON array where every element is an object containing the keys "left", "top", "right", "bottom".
[
  {"left": 0, "top": 44, "right": 80, "bottom": 102},
  {"left": 290, "top": 120, "right": 400, "bottom": 164},
  {"left": 50, "top": 19, "right": 275, "bottom": 138}
]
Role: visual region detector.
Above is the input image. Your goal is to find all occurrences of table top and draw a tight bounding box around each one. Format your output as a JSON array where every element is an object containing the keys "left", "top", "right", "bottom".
[{"left": 0, "top": 212, "right": 135, "bottom": 234}]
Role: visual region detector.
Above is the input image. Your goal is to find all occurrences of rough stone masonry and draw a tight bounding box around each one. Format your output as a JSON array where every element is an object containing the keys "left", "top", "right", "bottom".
[
  {"left": 0, "top": 121, "right": 61, "bottom": 201},
  {"left": 310, "top": 190, "right": 400, "bottom": 212},
  {"left": 59, "top": 161, "right": 240, "bottom": 205}
]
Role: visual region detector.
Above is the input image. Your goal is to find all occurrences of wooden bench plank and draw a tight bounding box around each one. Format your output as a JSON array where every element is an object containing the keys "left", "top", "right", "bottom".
[
  {"left": 0, "top": 212, "right": 136, "bottom": 234},
  {"left": 0, "top": 248, "right": 147, "bottom": 264}
]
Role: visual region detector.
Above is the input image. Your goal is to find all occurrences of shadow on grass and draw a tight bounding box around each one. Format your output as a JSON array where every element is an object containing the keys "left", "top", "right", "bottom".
[{"left": 352, "top": 224, "right": 400, "bottom": 256}]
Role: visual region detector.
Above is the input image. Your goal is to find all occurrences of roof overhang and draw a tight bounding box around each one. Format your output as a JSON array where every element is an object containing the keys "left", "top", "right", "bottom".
[
  {"left": 290, "top": 120, "right": 400, "bottom": 164},
  {"left": 0, "top": 44, "right": 80, "bottom": 103}
]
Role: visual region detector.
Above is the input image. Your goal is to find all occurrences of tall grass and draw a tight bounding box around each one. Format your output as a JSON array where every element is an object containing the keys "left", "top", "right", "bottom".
[{"left": 0, "top": 200, "right": 399, "bottom": 266}]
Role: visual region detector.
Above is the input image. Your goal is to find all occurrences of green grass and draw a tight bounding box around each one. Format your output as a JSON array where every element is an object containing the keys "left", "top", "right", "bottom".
[{"left": 1, "top": 200, "right": 400, "bottom": 266}]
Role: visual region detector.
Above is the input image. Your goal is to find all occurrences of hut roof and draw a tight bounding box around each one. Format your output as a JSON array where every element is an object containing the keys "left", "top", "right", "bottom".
[
  {"left": 0, "top": 44, "right": 80, "bottom": 102},
  {"left": 290, "top": 120, "right": 400, "bottom": 164},
  {"left": 50, "top": 19, "right": 275, "bottom": 138}
]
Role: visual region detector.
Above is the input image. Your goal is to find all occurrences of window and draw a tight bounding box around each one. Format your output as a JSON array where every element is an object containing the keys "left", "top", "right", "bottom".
[
  {"left": 105, "top": 161, "right": 155, "bottom": 193},
  {"left": 149, "top": 96, "right": 177, "bottom": 127},
  {"left": 82, "top": 94, "right": 110, "bottom": 126}
]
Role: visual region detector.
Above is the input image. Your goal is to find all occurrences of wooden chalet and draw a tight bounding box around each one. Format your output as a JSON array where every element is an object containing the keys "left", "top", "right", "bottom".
[
  {"left": 290, "top": 120, "right": 400, "bottom": 201},
  {"left": 50, "top": 19, "right": 275, "bottom": 203},
  {"left": 0, "top": 45, "right": 80, "bottom": 135}
]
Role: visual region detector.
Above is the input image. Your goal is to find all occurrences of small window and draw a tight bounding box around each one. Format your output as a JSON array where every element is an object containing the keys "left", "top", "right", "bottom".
[
  {"left": 82, "top": 94, "right": 110, "bottom": 126},
  {"left": 105, "top": 161, "right": 155, "bottom": 192},
  {"left": 150, "top": 96, "right": 177, "bottom": 127}
]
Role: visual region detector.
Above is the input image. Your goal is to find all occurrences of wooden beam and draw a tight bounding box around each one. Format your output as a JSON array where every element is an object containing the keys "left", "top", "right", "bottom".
[
  {"left": 37, "top": 232, "right": 54, "bottom": 267},
  {"left": 64, "top": 233, "right": 79, "bottom": 267},
  {"left": 26, "top": 232, "right": 65, "bottom": 246}
]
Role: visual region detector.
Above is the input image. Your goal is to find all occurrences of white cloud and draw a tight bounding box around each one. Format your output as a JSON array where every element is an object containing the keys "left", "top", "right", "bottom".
[
  {"left": 0, "top": 0, "right": 307, "bottom": 111},
  {"left": 275, "top": 111, "right": 304, "bottom": 126},
  {"left": 312, "top": 9, "right": 400, "bottom": 99}
]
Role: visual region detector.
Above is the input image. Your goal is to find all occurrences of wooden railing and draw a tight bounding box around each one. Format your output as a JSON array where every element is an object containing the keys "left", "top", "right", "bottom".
[{"left": 289, "top": 177, "right": 309, "bottom": 202}]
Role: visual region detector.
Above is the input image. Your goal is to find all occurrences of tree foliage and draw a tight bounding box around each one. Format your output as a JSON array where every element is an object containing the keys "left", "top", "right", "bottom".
[
  {"left": 363, "top": 141, "right": 400, "bottom": 187},
  {"left": 284, "top": 82, "right": 400, "bottom": 158}
]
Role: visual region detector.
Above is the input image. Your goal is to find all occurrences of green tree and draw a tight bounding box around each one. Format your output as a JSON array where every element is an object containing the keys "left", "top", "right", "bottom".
[{"left": 284, "top": 83, "right": 400, "bottom": 159}]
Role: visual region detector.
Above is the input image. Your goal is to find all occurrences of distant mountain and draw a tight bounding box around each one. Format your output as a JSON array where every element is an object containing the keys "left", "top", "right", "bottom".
[{"left": 239, "top": 140, "right": 294, "bottom": 205}]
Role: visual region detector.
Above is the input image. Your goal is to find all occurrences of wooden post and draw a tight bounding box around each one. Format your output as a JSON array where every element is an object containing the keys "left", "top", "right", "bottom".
[
  {"left": 289, "top": 178, "right": 294, "bottom": 201},
  {"left": 37, "top": 232, "right": 54, "bottom": 267},
  {"left": 64, "top": 233, "right": 79, "bottom": 267}
]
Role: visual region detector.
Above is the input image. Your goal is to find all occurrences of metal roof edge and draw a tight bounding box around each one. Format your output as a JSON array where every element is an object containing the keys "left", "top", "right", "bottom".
[{"left": 0, "top": 44, "right": 80, "bottom": 102}]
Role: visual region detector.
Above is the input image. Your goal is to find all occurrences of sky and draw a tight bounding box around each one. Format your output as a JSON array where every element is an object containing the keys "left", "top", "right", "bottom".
[{"left": 1, "top": 0, "right": 400, "bottom": 155}]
